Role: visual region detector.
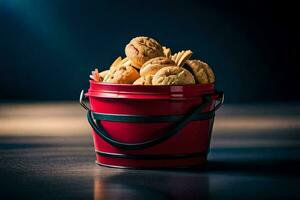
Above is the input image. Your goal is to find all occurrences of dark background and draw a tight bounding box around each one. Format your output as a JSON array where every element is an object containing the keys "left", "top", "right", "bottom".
[{"left": 0, "top": 0, "right": 299, "bottom": 103}]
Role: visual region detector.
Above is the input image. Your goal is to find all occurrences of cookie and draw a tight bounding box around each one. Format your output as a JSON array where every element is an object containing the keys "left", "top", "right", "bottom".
[
  {"left": 125, "top": 36, "right": 164, "bottom": 68},
  {"left": 110, "top": 57, "right": 130, "bottom": 70},
  {"left": 186, "top": 60, "right": 215, "bottom": 84},
  {"left": 133, "top": 74, "right": 153, "bottom": 85},
  {"left": 162, "top": 46, "right": 171, "bottom": 58},
  {"left": 152, "top": 66, "right": 195, "bottom": 85},
  {"left": 140, "top": 57, "right": 175, "bottom": 76},
  {"left": 171, "top": 50, "right": 193, "bottom": 67},
  {"left": 103, "top": 64, "right": 140, "bottom": 84},
  {"left": 110, "top": 56, "right": 122, "bottom": 69},
  {"left": 99, "top": 70, "right": 109, "bottom": 79}
]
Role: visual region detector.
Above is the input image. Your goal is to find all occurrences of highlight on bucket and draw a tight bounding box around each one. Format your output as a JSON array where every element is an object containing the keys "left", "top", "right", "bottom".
[{"left": 79, "top": 36, "right": 224, "bottom": 169}]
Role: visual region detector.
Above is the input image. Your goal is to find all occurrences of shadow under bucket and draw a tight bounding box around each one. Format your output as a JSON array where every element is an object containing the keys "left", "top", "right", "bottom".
[{"left": 80, "top": 81, "right": 224, "bottom": 169}]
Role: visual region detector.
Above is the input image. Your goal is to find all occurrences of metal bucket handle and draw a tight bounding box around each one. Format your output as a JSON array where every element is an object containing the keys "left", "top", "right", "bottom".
[{"left": 80, "top": 90, "right": 224, "bottom": 150}]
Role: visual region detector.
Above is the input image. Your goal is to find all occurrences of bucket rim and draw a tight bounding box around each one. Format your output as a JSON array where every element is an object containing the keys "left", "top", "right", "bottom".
[
  {"left": 86, "top": 80, "right": 217, "bottom": 100},
  {"left": 89, "top": 80, "right": 215, "bottom": 88}
]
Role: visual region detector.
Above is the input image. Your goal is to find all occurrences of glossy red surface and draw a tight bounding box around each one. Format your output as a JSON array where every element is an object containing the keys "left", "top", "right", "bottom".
[{"left": 86, "top": 81, "right": 219, "bottom": 168}]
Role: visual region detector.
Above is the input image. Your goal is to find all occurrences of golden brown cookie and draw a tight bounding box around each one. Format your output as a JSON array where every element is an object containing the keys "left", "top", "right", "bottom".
[
  {"left": 110, "top": 57, "right": 131, "bottom": 70},
  {"left": 133, "top": 74, "right": 153, "bottom": 85},
  {"left": 140, "top": 57, "right": 175, "bottom": 76},
  {"left": 125, "top": 36, "right": 164, "bottom": 68},
  {"left": 171, "top": 50, "right": 193, "bottom": 67},
  {"left": 162, "top": 46, "right": 171, "bottom": 58},
  {"left": 99, "top": 70, "right": 109, "bottom": 79},
  {"left": 103, "top": 64, "right": 139, "bottom": 84},
  {"left": 110, "top": 56, "right": 122, "bottom": 69},
  {"left": 186, "top": 60, "right": 215, "bottom": 84},
  {"left": 152, "top": 66, "right": 195, "bottom": 85}
]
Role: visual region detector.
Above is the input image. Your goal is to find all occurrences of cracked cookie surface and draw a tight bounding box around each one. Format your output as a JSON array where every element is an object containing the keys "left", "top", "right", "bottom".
[
  {"left": 133, "top": 74, "right": 153, "bottom": 85},
  {"left": 125, "top": 36, "right": 164, "bottom": 68},
  {"left": 186, "top": 60, "right": 215, "bottom": 84},
  {"left": 152, "top": 66, "right": 195, "bottom": 85},
  {"left": 140, "top": 57, "right": 175, "bottom": 76},
  {"left": 103, "top": 64, "right": 139, "bottom": 84}
]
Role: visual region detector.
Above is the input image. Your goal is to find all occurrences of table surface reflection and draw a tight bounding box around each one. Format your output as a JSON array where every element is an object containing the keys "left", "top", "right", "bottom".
[{"left": 0, "top": 103, "right": 299, "bottom": 199}]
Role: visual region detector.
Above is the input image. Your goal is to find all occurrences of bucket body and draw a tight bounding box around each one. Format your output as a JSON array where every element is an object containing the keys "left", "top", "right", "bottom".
[{"left": 83, "top": 81, "right": 223, "bottom": 169}]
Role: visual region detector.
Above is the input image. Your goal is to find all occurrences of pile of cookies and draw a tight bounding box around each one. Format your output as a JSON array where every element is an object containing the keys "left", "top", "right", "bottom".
[{"left": 90, "top": 36, "right": 215, "bottom": 85}]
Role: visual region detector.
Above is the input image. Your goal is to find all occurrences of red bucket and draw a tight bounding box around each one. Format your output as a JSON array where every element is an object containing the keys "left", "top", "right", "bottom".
[{"left": 80, "top": 80, "right": 224, "bottom": 169}]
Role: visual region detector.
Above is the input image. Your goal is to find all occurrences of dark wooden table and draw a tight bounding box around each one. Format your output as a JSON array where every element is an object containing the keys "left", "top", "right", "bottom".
[{"left": 0, "top": 103, "right": 299, "bottom": 199}]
